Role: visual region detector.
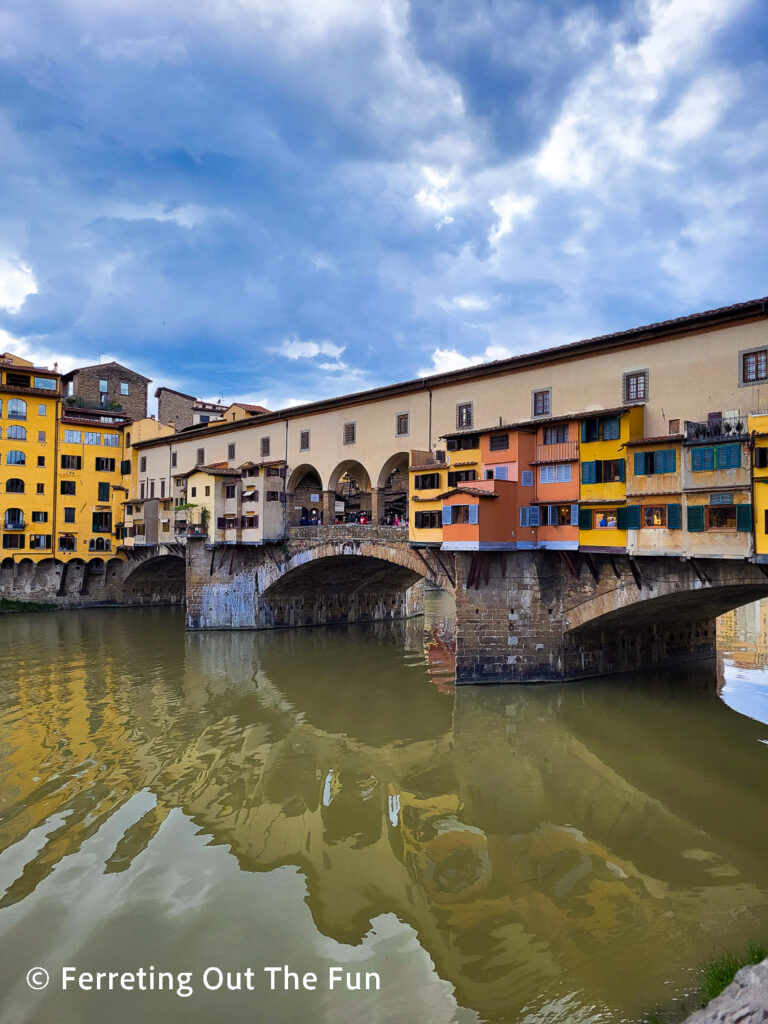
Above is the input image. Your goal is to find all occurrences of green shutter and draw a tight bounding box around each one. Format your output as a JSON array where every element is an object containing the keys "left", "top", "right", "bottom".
[
  {"left": 581, "top": 421, "right": 587, "bottom": 443},
  {"left": 634, "top": 452, "right": 646, "bottom": 475},
  {"left": 595, "top": 460, "right": 603, "bottom": 483},
  {"left": 618, "top": 458, "right": 625, "bottom": 482},
  {"left": 578, "top": 507, "right": 592, "bottom": 530},
  {"left": 581, "top": 461, "right": 595, "bottom": 484},
  {"left": 662, "top": 449, "right": 676, "bottom": 473},
  {"left": 687, "top": 505, "right": 705, "bottom": 532},
  {"left": 667, "top": 503, "right": 681, "bottom": 529},
  {"left": 736, "top": 504, "right": 753, "bottom": 532},
  {"left": 625, "top": 505, "right": 641, "bottom": 529}
]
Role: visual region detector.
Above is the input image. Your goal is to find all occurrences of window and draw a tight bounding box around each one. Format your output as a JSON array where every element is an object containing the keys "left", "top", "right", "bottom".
[
  {"left": 707, "top": 505, "right": 738, "bottom": 530},
  {"left": 396, "top": 413, "right": 409, "bottom": 437},
  {"left": 36, "top": 483, "right": 44, "bottom": 494},
  {"left": 103, "top": 433, "right": 119, "bottom": 447},
  {"left": 6, "top": 372, "right": 30, "bottom": 387},
  {"left": 30, "top": 535, "right": 51, "bottom": 549},
  {"left": 261, "top": 437, "right": 271, "bottom": 457},
  {"left": 7, "top": 450, "right": 25, "bottom": 465},
  {"left": 669, "top": 419, "right": 680, "bottom": 434},
  {"left": 266, "top": 491, "right": 280, "bottom": 501},
  {"left": 95, "top": 457, "right": 116, "bottom": 472},
  {"left": 642, "top": 505, "right": 667, "bottom": 528},
  {"left": 61, "top": 481, "right": 76, "bottom": 495},
  {"left": 521, "top": 470, "right": 533, "bottom": 486},
  {"left": 593, "top": 509, "right": 618, "bottom": 529},
  {"left": 6, "top": 479, "right": 24, "bottom": 493},
  {"left": 488, "top": 433, "right": 509, "bottom": 451},
  {"left": 98, "top": 482, "right": 110, "bottom": 501},
  {"left": 623, "top": 369, "right": 648, "bottom": 403},
  {"left": 8, "top": 398, "right": 27, "bottom": 419},
  {"left": 540, "top": 465, "right": 556, "bottom": 484},
  {"left": 190, "top": 487, "right": 197, "bottom": 497},
  {"left": 742, "top": 349, "right": 768, "bottom": 383},
  {"left": 414, "top": 473, "right": 441, "bottom": 489},
  {"left": 539, "top": 464, "right": 572, "bottom": 484},
  {"left": 64, "top": 429, "right": 82, "bottom": 443},
  {"left": 546, "top": 504, "right": 578, "bottom": 526},
  {"left": 171, "top": 452, "right": 177, "bottom": 468},
  {"left": 602, "top": 417, "right": 621, "bottom": 441},
  {"left": 267, "top": 467, "right": 281, "bottom": 476},
  {"left": 92, "top": 511, "right": 112, "bottom": 533},
  {"left": 602, "top": 459, "right": 624, "bottom": 483},
  {"left": 582, "top": 418, "right": 599, "bottom": 443},
  {"left": 149, "top": 481, "right": 155, "bottom": 498},
  {"left": 64, "top": 508, "right": 76, "bottom": 524},
  {"left": 299, "top": 430, "right": 310, "bottom": 451},
  {"left": 633, "top": 450, "right": 675, "bottom": 474},
  {"left": 120, "top": 381, "right": 130, "bottom": 395},
  {"left": 228, "top": 443, "right": 236, "bottom": 460},
  {"left": 196, "top": 448, "right": 205, "bottom": 465},
  {"left": 84, "top": 432, "right": 101, "bottom": 445},
  {"left": 32, "top": 511, "right": 48, "bottom": 523},
  {"left": 204, "top": 485, "right": 210, "bottom": 496},
  {"left": 61, "top": 454, "right": 82, "bottom": 470},
  {"left": 710, "top": 491, "right": 734, "bottom": 505},
  {"left": 519, "top": 506, "right": 540, "bottom": 527},
  {"left": 37, "top": 456, "right": 45, "bottom": 467},
  {"left": 58, "top": 536, "right": 76, "bottom": 551},
  {"left": 38, "top": 404, "right": 47, "bottom": 416},
  {"left": 8, "top": 424, "right": 26, "bottom": 440},
  {"left": 414, "top": 510, "right": 442, "bottom": 529},
  {"left": 532, "top": 389, "right": 551, "bottom": 417},
  {"left": 5, "top": 508, "right": 25, "bottom": 529},
  {"left": 447, "top": 470, "right": 476, "bottom": 486},
  {"left": 543, "top": 424, "right": 568, "bottom": 445},
  {"left": 343, "top": 422, "right": 356, "bottom": 445},
  {"left": 2, "top": 534, "right": 25, "bottom": 549},
  {"left": 140, "top": 482, "right": 145, "bottom": 499},
  {"left": 99, "top": 379, "right": 108, "bottom": 393},
  {"left": 140, "top": 456, "right": 147, "bottom": 472},
  {"left": 242, "top": 514, "right": 259, "bottom": 529},
  {"left": 226, "top": 484, "right": 236, "bottom": 499},
  {"left": 456, "top": 403, "right": 473, "bottom": 429},
  {"left": 34, "top": 376, "right": 56, "bottom": 390},
  {"left": 160, "top": 479, "right": 165, "bottom": 498},
  {"left": 38, "top": 430, "right": 46, "bottom": 442}
]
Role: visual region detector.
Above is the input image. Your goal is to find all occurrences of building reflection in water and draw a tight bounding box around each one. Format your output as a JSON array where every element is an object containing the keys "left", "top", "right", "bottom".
[{"left": 0, "top": 595, "right": 767, "bottom": 1023}]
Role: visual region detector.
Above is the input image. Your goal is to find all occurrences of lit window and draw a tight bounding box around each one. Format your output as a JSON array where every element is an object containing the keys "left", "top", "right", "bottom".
[
  {"left": 593, "top": 509, "right": 618, "bottom": 529},
  {"left": 642, "top": 506, "right": 666, "bottom": 527}
]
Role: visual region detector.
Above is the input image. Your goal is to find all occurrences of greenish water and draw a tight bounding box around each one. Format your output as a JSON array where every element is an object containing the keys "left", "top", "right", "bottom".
[{"left": 0, "top": 595, "right": 767, "bottom": 1023}]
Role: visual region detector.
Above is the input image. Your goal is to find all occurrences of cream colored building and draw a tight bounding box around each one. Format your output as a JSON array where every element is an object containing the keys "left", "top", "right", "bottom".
[{"left": 131, "top": 298, "right": 768, "bottom": 543}]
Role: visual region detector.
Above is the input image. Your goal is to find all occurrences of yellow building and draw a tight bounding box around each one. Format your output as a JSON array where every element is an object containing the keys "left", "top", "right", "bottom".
[
  {"left": 409, "top": 431, "right": 482, "bottom": 546},
  {"left": 749, "top": 413, "right": 768, "bottom": 561},
  {"left": 578, "top": 406, "right": 644, "bottom": 551},
  {"left": 0, "top": 353, "right": 60, "bottom": 559},
  {"left": 55, "top": 408, "right": 130, "bottom": 558}
]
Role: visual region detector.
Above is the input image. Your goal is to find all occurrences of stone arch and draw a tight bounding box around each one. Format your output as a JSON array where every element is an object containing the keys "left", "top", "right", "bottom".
[
  {"left": 375, "top": 451, "right": 410, "bottom": 522},
  {"left": 327, "top": 460, "right": 373, "bottom": 521},
  {"left": 286, "top": 463, "right": 324, "bottom": 526},
  {"left": 123, "top": 554, "right": 186, "bottom": 605}
]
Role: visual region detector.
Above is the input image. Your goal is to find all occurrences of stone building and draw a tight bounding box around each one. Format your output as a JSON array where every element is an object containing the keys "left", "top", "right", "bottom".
[
  {"left": 155, "top": 387, "right": 227, "bottom": 430},
  {"left": 62, "top": 361, "right": 150, "bottom": 421}
]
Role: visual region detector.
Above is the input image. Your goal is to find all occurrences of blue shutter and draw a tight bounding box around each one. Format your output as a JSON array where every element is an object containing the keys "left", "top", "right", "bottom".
[
  {"left": 625, "top": 505, "right": 641, "bottom": 529},
  {"left": 662, "top": 449, "right": 676, "bottom": 473},
  {"left": 494, "top": 465, "right": 508, "bottom": 480},
  {"left": 468, "top": 504, "right": 479, "bottom": 525},
  {"left": 520, "top": 507, "right": 529, "bottom": 527},
  {"left": 691, "top": 447, "right": 715, "bottom": 472},
  {"left": 634, "top": 452, "right": 646, "bottom": 475},
  {"left": 570, "top": 504, "right": 579, "bottom": 526},
  {"left": 687, "top": 505, "right": 705, "bottom": 532},
  {"left": 529, "top": 506, "right": 540, "bottom": 527},
  {"left": 581, "top": 461, "right": 595, "bottom": 484},
  {"left": 667, "top": 503, "right": 681, "bottom": 529},
  {"left": 442, "top": 505, "right": 452, "bottom": 525},
  {"left": 602, "top": 417, "right": 620, "bottom": 440},
  {"left": 581, "top": 421, "right": 587, "bottom": 443},
  {"left": 618, "top": 458, "right": 625, "bottom": 482},
  {"left": 736, "top": 504, "right": 752, "bottom": 532},
  {"left": 716, "top": 443, "right": 741, "bottom": 469},
  {"left": 549, "top": 505, "right": 557, "bottom": 526}
]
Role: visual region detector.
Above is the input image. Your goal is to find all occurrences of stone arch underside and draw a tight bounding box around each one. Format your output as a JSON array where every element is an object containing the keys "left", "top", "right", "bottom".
[{"left": 123, "top": 554, "right": 186, "bottom": 605}]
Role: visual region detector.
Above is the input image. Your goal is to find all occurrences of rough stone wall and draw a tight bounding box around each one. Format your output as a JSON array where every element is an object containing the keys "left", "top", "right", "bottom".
[
  {"left": 683, "top": 958, "right": 768, "bottom": 1023},
  {"left": 157, "top": 389, "right": 195, "bottom": 431},
  {"left": 67, "top": 364, "right": 148, "bottom": 420}
]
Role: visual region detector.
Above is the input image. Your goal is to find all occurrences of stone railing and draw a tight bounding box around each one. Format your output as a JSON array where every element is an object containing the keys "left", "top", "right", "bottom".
[{"left": 287, "top": 524, "right": 408, "bottom": 543}]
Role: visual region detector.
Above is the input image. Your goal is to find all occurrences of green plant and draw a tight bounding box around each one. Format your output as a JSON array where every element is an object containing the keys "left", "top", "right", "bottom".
[
  {"left": 200, "top": 507, "right": 210, "bottom": 530},
  {"left": 699, "top": 942, "right": 767, "bottom": 1003}
]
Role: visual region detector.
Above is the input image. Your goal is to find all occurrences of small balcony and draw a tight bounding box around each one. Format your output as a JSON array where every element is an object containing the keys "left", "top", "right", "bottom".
[
  {"left": 535, "top": 441, "right": 579, "bottom": 463},
  {"left": 65, "top": 396, "right": 124, "bottom": 413},
  {"left": 685, "top": 415, "right": 747, "bottom": 440}
]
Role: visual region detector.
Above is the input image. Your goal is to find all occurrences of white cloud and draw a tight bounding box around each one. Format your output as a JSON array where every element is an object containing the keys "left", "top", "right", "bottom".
[
  {"left": 488, "top": 192, "right": 537, "bottom": 243},
  {"left": 0, "top": 255, "right": 37, "bottom": 314},
  {"left": 105, "top": 202, "right": 220, "bottom": 229},
  {"left": 279, "top": 336, "right": 345, "bottom": 360},
  {"left": 418, "top": 343, "right": 514, "bottom": 376},
  {"left": 444, "top": 294, "right": 490, "bottom": 312},
  {"left": 659, "top": 73, "right": 737, "bottom": 145}
]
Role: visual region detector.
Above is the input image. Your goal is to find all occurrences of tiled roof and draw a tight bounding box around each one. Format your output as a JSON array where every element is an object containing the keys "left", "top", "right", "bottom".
[
  {"left": 624, "top": 434, "right": 685, "bottom": 446},
  {"left": 437, "top": 487, "right": 499, "bottom": 499}
]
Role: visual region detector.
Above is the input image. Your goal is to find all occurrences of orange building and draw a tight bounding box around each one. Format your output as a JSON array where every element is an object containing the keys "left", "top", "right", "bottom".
[{"left": 528, "top": 416, "right": 580, "bottom": 550}]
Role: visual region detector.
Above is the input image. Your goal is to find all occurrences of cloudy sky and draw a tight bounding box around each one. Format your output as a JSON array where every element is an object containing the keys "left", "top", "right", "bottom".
[{"left": 0, "top": 0, "right": 766, "bottom": 410}]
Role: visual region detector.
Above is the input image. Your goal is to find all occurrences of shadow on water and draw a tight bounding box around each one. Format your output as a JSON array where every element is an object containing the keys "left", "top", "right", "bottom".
[{"left": 0, "top": 597, "right": 766, "bottom": 1023}]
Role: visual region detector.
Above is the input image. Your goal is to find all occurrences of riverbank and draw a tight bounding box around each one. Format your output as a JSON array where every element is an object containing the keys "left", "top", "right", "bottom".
[{"left": 0, "top": 598, "right": 55, "bottom": 613}]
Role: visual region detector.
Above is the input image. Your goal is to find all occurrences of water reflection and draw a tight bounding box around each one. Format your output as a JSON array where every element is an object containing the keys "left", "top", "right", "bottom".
[
  {"left": 718, "top": 601, "right": 768, "bottom": 725},
  {"left": 0, "top": 597, "right": 766, "bottom": 1024}
]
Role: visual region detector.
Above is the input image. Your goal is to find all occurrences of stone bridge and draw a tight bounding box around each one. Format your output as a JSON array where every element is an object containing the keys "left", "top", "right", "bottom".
[{"left": 184, "top": 533, "right": 768, "bottom": 684}]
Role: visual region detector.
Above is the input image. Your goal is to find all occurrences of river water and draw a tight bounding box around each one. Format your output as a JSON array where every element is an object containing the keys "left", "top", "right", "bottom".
[{"left": 0, "top": 594, "right": 767, "bottom": 1024}]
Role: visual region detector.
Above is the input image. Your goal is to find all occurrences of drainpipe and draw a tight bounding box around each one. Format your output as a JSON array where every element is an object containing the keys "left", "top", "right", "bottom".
[
  {"left": 283, "top": 416, "right": 289, "bottom": 538},
  {"left": 53, "top": 393, "right": 60, "bottom": 559}
]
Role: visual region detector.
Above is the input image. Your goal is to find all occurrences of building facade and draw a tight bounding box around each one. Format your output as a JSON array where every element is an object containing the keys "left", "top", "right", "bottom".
[{"left": 63, "top": 361, "right": 150, "bottom": 421}]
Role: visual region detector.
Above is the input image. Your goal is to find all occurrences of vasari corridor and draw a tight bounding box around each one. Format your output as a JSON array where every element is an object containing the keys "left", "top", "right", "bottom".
[{"left": 3, "top": 2, "right": 768, "bottom": 1021}]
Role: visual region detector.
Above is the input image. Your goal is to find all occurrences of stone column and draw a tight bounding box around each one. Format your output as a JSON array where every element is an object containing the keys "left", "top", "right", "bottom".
[
  {"left": 371, "top": 488, "right": 385, "bottom": 523},
  {"left": 322, "top": 489, "right": 336, "bottom": 524}
]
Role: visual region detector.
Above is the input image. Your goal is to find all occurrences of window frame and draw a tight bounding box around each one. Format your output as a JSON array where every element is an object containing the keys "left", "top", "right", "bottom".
[
  {"left": 456, "top": 402, "right": 473, "bottom": 430},
  {"left": 739, "top": 346, "right": 768, "bottom": 386},
  {"left": 623, "top": 369, "right": 649, "bottom": 404},
  {"left": 532, "top": 388, "right": 551, "bottom": 418},
  {"left": 395, "top": 413, "right": 410, "bottom": 438}
]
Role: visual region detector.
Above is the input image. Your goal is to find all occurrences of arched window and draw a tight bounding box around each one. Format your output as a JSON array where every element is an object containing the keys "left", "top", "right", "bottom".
[
  {"left": 4, "top": 508, "right": 24, "bottom": 529},
  {"left": 7, "top": 424, "right": 27, "bottom": 440},
  {"left": 6, "top": 450, "right": 26, "bottom": 465},
  {"left": 125, "top": 432, "right": 131, "bottom": 447},
  {"left": 6, "top": 479, "right": 24, "bottom": 493},
  {"left": 8, "top": 398, "right": 27, "bottom": 420}
]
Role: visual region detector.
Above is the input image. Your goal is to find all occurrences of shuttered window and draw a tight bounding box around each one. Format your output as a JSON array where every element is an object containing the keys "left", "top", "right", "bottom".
[
  {"left": 602, "top": 417, "right": 621, "bottom": 440},
  {"left": 755, "top": 446, "right": 768, "bottom": 469},
  {"left": 468, "top": 505, "right": 479, "bottom": 525},
  {"left": 634, "top": 449, "right": 675, "bottom": 474},
  {"left": 521, "top": 470, "right": 533, "bottom": 486},
  {"left": 343, "top": 422, "right": 356, "bottom": 445},
  {"left": 442, "top": 505, "right": 452, "bottom": 525},
  {"left": 581, "top": 460, "right": 602, "bottom": 484},
  {"left": 570, "top": 504, "right": 579, "bottom": 526},
  {"left": 737, "top": 504, "right": 753, "bottom": 532},
  {"left": 667, "top": 503, "right": 682, "bottom": 529},
  {"left": 687, "top": 505, "right": 705, "bottom": 531},
  {"left": 690, "top": 447, "right": 715, "bottom": 472},
  {"left": 520, "top": 506, "right": 540, "bottom": 527},
  {"left": 578, "top": 507, "right": 592, "bottom": 530},
  {"left": 624, "top": 505, "right": 641, "bottom": 529},
  {"left": 716, "top": 443, "right": 741, "bottom": 469}
]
